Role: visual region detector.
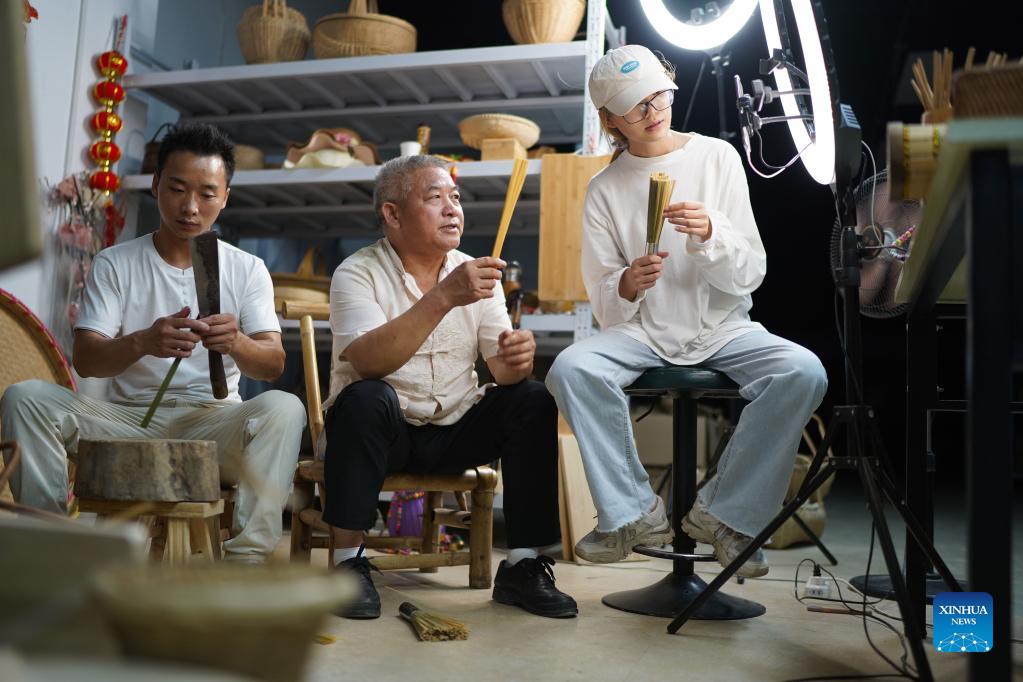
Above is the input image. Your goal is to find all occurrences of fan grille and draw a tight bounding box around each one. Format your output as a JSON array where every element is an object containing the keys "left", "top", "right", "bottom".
[{"left": 829, "top": 170, "right": 922, "bottom": 318}]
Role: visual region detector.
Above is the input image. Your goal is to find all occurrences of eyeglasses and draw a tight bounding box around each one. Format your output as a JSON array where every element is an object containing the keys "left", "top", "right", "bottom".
[{"left": 621, "top": 90, "right": 675, "bottom": 124}]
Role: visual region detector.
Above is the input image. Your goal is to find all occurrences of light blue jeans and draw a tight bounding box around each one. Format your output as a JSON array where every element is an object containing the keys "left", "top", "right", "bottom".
[{"left": 546, "top": 329, "right": 828, "bottom": 537}]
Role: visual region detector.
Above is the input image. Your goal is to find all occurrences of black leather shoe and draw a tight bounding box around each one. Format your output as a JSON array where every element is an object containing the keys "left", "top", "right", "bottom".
[
  {"left": 334, "top": 546, "right": 381, "bottom": 619},
  {"left": 492, "top": 555, "right": 578, "bottom": 618}
]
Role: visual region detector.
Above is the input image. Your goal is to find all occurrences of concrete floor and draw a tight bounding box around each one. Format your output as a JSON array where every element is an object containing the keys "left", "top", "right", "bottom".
[{"left": 276, "top": 476, "right": 1022, "bottom": 682}]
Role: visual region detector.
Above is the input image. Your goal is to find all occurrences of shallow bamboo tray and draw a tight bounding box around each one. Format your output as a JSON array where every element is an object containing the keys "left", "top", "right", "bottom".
[{"left": 459, "top": 113, "right": 540, "bottom": 150}]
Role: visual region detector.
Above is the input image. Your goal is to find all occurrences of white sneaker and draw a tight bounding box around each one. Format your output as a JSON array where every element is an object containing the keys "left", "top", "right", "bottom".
[
  {"left": 681, "top": 498, "right": 769, "bottom": 578},
  {"left": 223, "top": 552, "right": 269, "bottom": 566},
  {"left": 574, "top": 496, "right": 673, "bottom": 564}
]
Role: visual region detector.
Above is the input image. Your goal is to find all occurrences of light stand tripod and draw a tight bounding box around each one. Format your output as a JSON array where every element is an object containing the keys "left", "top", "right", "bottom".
[
  {"left": 665, "top": 110, "right": 962, "bottom": 682},
  {"left": 706, "top": 46, "right": 736, "bottom": 142}
]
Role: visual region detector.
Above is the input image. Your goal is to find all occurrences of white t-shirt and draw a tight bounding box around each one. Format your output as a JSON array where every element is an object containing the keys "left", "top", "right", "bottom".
[
  {"left": 325, "top": 238, "right": 512, "bottom": 426},
  {"left": 582, "top": 133, "right": 767, "bottom": 363},
  {"left": 76, "top": 233, "right": 280, "bottom": 404}
]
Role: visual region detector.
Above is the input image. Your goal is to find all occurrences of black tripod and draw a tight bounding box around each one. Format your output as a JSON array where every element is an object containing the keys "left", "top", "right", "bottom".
[{"left": 665, "top": 185, "right": 962, "bottom": 682}]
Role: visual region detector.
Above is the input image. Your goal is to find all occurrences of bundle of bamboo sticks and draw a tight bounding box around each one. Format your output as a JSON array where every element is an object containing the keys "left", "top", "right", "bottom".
[
  {"left": 911, "top": 47, "right": 1019, "bottom": 123},
  {"left": 965, "top": 46, "right": 1015, "bottom": 70},
  {"left": 646, "top": 172, "right": 675, "bottom": 255},
  {"left": 911, "top": 49, "right": 954, "bottom": 122},
  {"left": 491, "top": 157, "right": 529, "bottom": 260}
]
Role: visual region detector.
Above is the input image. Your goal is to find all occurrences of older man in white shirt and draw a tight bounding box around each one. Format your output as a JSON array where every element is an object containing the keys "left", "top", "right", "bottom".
[{"left": 323, "top": 155, "right": 576, "bottom": 620}]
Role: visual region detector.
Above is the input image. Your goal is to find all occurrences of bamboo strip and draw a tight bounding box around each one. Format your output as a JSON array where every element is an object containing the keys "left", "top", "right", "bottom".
[{"left": 491, "top": 157, "right": 529, "bottom": 260}]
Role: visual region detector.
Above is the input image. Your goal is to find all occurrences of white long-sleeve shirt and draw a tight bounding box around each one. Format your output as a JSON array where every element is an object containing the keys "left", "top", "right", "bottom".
[{"left": 581, "top": 133, "right": 767, "bottom": 364}]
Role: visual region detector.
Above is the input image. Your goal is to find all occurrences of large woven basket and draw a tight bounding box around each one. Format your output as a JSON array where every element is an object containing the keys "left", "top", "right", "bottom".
[
  {"left": 459, "top": 113, "right": 541, "bottom": 150},
  {"left": 93, "top": 563, "right": 354, "bottom": 682},
  {"left": 953, "top": 65, "right": 1023, "bottom": 118},
  {"left": 0, "top": 289, "right": 76, "bottom": 504},
  {"left": 237, "top": 0, "right": 310, "bottom": 65},
  {"left": 502, "top": 0, "right": 585, "bottom": 44},
  {"left": 313, "top": 0, "right": 416, "bottom": 59},
  {"left": 0, "top": 289, "right": 76, "bottom": 397}
]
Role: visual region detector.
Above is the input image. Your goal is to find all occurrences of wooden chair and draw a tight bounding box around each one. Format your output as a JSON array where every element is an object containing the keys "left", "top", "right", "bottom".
[{"left": 282, "top": 300, "right": 497, "bottom": 589}]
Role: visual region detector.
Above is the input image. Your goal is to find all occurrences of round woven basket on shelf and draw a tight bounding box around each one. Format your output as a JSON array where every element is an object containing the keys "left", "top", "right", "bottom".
[
  {"left": 237, "top": 0, "right": 310, "bottom": 65},
  {"left": 313, "top": 0, "right": 416, "bottom": 59},
  {"left": 502, "top": 0, "right": 585, "bottom": 44},
  {"left": 235, "top": 144, "right": 265, "bottom": 170},
  {"left": 459, "top": 113, "right": 541, "bottom": 150}
]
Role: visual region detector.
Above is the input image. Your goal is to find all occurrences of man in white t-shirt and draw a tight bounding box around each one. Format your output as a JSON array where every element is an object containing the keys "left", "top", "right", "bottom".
[
  {"left": 324, "top": 156, "right": 576, "bottom": 620},
  {"left": 0, "top": 123, "right": 305, "bottom": 562}
]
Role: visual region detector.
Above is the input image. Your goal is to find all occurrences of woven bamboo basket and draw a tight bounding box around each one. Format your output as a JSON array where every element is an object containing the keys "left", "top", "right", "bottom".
[
  {"left": 1, "top": 288, "right": 76, "bottom": 502},
  {"left": 502, "top": 0, "right": 585, "bottom": 44},
  {"left": 459, "top": 113, "right": 541, "bottom": 150},
  {"left": 271, "top": 248, "right": 330, "bottom": 313},
  {"left": 237, "top": 0, "right": 310, "bottom": 65},
  {"left": 93, "top": 563, "right": 354, "bottom": 682},
  {"left": 235, "top": 144, "right": 265, "bottom": 170},
  {"left": 953, "top": 65, "right": 1023, "bottom": 118},
  {"left": 0, "top": 289, "right": 76, "bottom": 396},
  {"left": 313, "top": 0, "right": 416, "bottom": 59},
  {"left": 141, "top": 122, "right": 173, "bottom": 175}
]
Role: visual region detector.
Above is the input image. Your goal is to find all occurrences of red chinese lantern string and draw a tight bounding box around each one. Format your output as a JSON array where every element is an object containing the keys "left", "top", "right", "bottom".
[{"left": 87, "top": 16, "right": 129, "bottom": 199}]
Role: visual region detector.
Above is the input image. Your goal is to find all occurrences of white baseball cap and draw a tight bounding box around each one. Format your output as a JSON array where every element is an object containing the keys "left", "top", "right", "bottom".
[{"left": 588, "top": 45, "right": 678, "bottom": 117}]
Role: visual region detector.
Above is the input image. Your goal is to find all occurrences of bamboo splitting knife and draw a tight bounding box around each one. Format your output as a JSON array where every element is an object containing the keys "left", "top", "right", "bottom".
[{"left": 190, "top": 231, "right": 229, "bottom": 399}]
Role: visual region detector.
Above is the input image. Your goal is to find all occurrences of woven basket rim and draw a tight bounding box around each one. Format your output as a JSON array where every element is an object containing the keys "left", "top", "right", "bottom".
[
  {"left": 459, "top": 113, "right": 542, "bottom": 133},
  {"left": 314, "top": 12, "right": 416, "bottom": 32},
  {"left": 0, "top": 288, "right": 76, "bottom": 393},
  {"left": 94, "top": 563, "right": 354, "bottom": 615},
  {"left": 460, "top": 113, "right": 541, "bottom": 124}
]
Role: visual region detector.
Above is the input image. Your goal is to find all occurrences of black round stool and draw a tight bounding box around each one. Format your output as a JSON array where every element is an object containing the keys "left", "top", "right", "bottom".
[{"left": 602, "top": 367, "right": 766, "bottom": 620}]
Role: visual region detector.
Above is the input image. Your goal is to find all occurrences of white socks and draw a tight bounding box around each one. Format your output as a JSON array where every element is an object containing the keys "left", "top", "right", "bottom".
[
  {"left": 506, "top": 548, "right": 540, "bottom": 565},
  {"left": 333, "top": 545, "right": 361, "bottom": 566}
]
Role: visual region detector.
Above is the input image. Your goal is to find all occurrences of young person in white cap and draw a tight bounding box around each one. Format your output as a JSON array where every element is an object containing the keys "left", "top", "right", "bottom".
[{"left": 545, "top": 45, "right": 828, "bottom": 577}]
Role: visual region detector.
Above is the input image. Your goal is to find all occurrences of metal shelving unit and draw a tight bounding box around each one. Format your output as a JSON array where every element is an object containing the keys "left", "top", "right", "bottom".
[
  {"left": 122, "top": 43, "right": 587, "bottom": 238},
  {"left": 122, "top": 159, "right": 541, "bottom": 237},
  {"left": 123, "top": 42, "right": 587, "bottom": 155},
  {"left": 125, "top": 1, "right": 610, "bottom": 341}
]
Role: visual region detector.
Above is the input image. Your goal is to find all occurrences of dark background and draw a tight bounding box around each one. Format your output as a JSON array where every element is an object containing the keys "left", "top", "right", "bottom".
[{"left": 378, "top": 0, "right": 1021, "bottom": 488}]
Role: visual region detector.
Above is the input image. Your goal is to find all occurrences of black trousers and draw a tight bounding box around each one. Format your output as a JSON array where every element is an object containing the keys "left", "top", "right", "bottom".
[{"left": 322, "top": 379, "right": 561, "bottom": 549}]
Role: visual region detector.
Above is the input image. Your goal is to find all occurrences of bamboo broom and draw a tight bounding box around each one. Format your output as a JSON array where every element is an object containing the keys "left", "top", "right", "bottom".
[
  {"left": 398, "top": 601, "right": 469, "bottom": 641},
  {"left": 646, "top": 171, "right": 675, "bottom": 255}
]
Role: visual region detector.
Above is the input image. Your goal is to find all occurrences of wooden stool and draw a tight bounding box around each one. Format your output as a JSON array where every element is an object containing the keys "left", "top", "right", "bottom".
[
  {"left": 79, "top": 498, "right": 225, "bottom": 564},
  {"left": 75, "top": 437, "right": 224, "bottom": 565}
]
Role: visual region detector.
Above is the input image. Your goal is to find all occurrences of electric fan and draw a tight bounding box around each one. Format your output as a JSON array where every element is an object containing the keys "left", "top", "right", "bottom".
[{"left": 829, "top": 170, "right": 922, "bottom": 318}]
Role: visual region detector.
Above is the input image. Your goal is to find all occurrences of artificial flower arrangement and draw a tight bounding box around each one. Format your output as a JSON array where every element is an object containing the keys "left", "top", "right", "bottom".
[{"left": 46, "top": 172, "right": 125, "bottom": 354}]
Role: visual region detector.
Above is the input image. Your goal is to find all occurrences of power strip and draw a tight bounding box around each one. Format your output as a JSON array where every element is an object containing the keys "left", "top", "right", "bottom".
[{"left": 804, "top": 574, "right": 834, "bottom": 600}]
